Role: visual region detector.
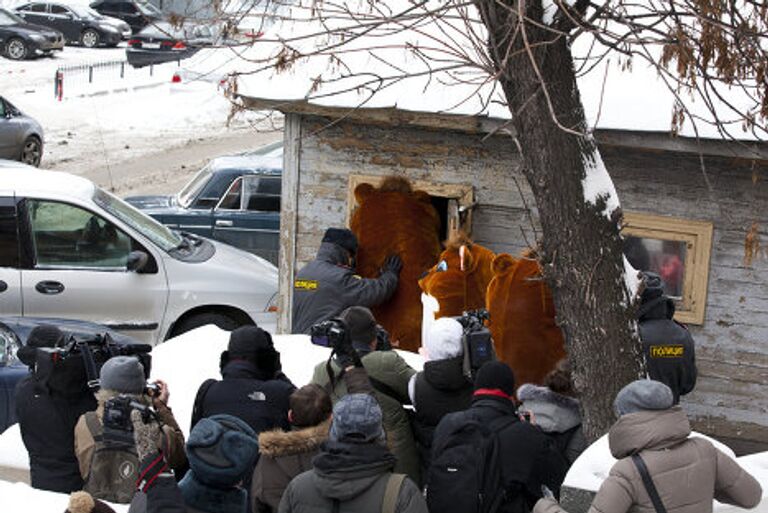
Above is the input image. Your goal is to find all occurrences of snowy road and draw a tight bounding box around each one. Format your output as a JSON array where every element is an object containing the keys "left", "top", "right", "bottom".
[{"left": 1, "top": 46, "right": 282, "bottom": 196}]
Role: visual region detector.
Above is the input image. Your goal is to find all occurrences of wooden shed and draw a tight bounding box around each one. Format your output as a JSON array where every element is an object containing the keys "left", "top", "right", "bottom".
[{"left": 238, "top": 93, "right": 768, "bottom": 451}]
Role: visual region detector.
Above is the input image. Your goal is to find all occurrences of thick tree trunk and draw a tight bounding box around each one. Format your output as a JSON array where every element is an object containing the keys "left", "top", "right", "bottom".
[{"left": 475, "top": 1, "right": 644, "bottom": 440}]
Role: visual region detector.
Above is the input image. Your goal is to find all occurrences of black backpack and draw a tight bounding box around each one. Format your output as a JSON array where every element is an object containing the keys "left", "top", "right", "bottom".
[{"left": 426, "top": 414, "right": 517, "bottom": 513}]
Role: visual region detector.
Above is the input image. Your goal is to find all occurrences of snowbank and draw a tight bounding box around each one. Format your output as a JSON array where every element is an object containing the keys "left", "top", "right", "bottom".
[{"left": 0, "top": 479, "right": 129, "bottom": 511}]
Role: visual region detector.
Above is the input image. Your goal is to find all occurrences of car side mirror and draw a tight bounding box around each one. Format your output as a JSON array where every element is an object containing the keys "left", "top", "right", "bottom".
[{"left": 127, "top": 250, "right": 149, "bottom": 272}]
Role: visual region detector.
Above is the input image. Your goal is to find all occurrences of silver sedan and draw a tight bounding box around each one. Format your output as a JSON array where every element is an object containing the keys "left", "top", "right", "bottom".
[{"left": 0, "top": 96, "right": 43, "bottom": 167}]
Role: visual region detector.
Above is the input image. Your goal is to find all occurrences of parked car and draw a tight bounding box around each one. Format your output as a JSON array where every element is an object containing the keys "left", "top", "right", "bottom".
[
  {"left": 0, "top": 96, "right": 44, "bottom": 167},
  {"left": 126, "top": 143, "right": 282, "bottom": 264},
  {"left": 0, "top": 316, "right": 140, "bottom": 433},
  {"left": 90, "top": 0, "right": 161, "bottom": 34},
  {"left": 15, "top": 2, "right": 124, "bottom": 47},
  {"left": 126, "top": 21, "right": 216, "bottom": 67},
  {"left": 0, "top": 165, "right": 278, "bottom": 345},
  {"left": 0, "top": 7, "right": 63, "bottom": 60}
]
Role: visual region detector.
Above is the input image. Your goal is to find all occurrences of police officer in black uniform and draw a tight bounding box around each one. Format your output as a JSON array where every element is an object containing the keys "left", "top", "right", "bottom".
[
  {"left": 638, "top": 271, "right": 697, "bottom": 404},
  {"left": 291, "top": 228, "right": 402, "bottom": 334}
]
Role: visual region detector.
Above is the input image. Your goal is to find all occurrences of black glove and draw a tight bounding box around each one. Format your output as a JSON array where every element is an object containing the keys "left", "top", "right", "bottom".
[
  {"left": 381, "top": 254, "right": 403, "bottom": 275},
  {"left": 335, "top": 339, "right": 363, "bottom": 369}
]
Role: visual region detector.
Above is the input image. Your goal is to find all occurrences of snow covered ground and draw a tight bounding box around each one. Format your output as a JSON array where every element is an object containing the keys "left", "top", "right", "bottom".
[{"left": 0, "top": 45, "right": 278, "bottom": 194}]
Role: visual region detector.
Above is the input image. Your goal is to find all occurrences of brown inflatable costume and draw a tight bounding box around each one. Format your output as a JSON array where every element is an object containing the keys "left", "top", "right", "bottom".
[
  {"left": 418, "top": 234, "right": 496, "bottom": 318},
  {"left": 486, "top": 251, "right": 566, "bottom": 386},
  {"left": 350, "top": 176, "right": 442, "bottom": 352}
]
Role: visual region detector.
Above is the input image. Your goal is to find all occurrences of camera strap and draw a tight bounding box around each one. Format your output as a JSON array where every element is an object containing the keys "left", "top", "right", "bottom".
[{"left": 76, "top": 339, "right": 100, "bottom": 390}]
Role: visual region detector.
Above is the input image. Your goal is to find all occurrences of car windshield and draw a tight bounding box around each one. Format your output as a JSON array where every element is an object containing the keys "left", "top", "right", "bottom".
[
  {"left": 0, "top": 9, "right": 23, "bottom": 25},
  {"left": 93, "top": 188, "right": 183, "bottom": 252},
  {"left": 177, "top": 165, "right": 213, "bottom": 208},
  {"left": 69, "top": 5, "right": 100, "bottom": 19},
  {"left": 136, "top": 0, "right": 162, "bottom": 16}
]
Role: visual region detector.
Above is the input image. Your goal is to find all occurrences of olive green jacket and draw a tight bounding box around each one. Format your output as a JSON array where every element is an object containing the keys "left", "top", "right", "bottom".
[{"left": 311, "top": 351, "right": 420, "bottom": 485}]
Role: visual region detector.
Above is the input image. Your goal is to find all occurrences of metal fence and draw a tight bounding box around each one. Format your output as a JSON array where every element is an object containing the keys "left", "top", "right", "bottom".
[{"left": 54, "top": 58, "right": 182, "bottom": 100}]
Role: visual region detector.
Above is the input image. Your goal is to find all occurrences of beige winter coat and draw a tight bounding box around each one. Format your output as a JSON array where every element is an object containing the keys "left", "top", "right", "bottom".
[{"left": 534, "top": 407, "right": 762, "bottom": 513}]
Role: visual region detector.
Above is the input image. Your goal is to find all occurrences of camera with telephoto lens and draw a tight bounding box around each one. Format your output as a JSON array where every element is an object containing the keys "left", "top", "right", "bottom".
[
  {"left": 310, "top": 318, "right": 348, "bottom": 349},
  {"left": 457, "top": 309, "right": 496, "bottom": 381}
]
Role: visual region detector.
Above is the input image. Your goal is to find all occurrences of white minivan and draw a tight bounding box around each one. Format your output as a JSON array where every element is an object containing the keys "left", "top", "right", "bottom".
[{"left": 0, "top": 165, "right": 278, "bottom": 344}]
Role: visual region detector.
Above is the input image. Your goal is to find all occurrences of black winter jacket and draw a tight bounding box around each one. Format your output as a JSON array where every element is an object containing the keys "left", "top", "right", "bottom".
[
  {"left": 639, "top": 298, "right": 697, "bottom": 403},
  {"left": 410, "top": 357, "right": 473, "bottom": 476},
  {"left": 15, "top": 364, "right": 97, "bottom": 493},
  {"left": 190, "top": 361, "right": 295, "bottom": 434},
  {"left": 430, "top": 395, "right": 568, "bottom": 513},
  {"left": 291, "top": 242, "right": 398, "bottom": 334}
]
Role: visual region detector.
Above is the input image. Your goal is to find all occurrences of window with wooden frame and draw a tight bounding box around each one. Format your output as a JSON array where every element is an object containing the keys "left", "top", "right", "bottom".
[
  {"left": 346, "top": 175, "right": 474, "bottom": 240},
  {"left": 622, "top": 212, "right": 714, "bottom": 325}
]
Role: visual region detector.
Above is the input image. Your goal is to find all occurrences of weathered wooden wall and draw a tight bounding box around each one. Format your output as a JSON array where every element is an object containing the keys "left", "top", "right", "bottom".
[{"left": 281, "top": 112, "right": 768, "bottom": 445}]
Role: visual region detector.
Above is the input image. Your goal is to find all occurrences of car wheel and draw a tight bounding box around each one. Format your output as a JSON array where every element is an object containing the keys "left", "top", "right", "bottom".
[
  {"left": 20, "top": 136, "right": 42, "bottom": 167},
  {"left": 81, "top": 29, "right": 100, "bottom": 48},
  {"left": 5, "top": 38, "right": 28, "bottom": 60},
  {"left": 172, "top": 312, "right": 243, "bottom": 337}
]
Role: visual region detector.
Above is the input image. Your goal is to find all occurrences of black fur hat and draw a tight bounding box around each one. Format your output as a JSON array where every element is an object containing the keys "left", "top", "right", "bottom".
[{"left": 322, "top": 228, "right": 358, "bottom": 254}]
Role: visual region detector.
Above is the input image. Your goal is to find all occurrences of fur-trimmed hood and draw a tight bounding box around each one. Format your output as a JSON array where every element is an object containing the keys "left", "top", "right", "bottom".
[
  {"left": 517, "top": 383, "right": 582, "bottom": 433},
  {"left": 258, "top": 419, "right": 330, "bottom": 458}
]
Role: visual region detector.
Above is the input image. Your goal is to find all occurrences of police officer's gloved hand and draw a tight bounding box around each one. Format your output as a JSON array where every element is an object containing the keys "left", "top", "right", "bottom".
[{"left": 381, "top": 254, "right": 403, "bottom": 275}]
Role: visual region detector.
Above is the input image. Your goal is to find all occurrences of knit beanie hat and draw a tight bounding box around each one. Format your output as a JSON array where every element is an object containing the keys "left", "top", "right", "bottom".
[
  {"left": 99, "top": 356, "right": 145, "bottom": 394},
  {"left": 186, "top": 414, "right": 259, "bottom": 487},
  {"left": 222, "top": 325, "right": 278, "bottom": 373},
  {"left": 329, "top": 393, "right": 384, "bottom": 444},
  {"left": 614, "top": 379, "right": 674, "bottom": 416},
  {"left": 322, "top": 228, "right": 358, "bottom": 254},
  {"left": 64, "top": 491, "right": 116, "bottom": 513},
  {"left": 425, "top": 317, "right": 463, "bottom": 361},
  {"left": 474, "top": 361, "right": 516, "bottom": 397},
  {"left": 340, "top": 306, "right": 377, "bottom": 348}
]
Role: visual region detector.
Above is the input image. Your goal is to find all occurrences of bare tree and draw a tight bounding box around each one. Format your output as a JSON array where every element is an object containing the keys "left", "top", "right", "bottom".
[{"left": 209, "top": 0, "right": 767, "bottom": 439}]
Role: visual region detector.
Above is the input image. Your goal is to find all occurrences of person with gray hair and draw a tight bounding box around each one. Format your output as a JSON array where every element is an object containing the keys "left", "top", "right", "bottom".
[
  {"left": 534, "top": 379, "right": 762, "bottom": 513},
  {"left": 278, "top": 393, "right": 427, "bottom": 513}
]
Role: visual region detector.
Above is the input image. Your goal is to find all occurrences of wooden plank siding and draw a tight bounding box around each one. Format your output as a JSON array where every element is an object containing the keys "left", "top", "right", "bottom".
[{"left": 280, "top": 112, "right": 768, "bottom": 444}]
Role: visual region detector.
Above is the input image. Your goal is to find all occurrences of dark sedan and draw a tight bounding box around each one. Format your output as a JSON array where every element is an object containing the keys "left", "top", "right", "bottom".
[
  {"left": 126, "top": 143, "right": 282, "bottom": 264},
  {"left": 0, "top": 7, "right": 63, "bottom": 60},
  {"left": 15, "top": 2, "right": 123, "bottom": 47},
  {"left": 90, "top": 0, "right": 161, "bottom": 34},
  {"left": 0, "top": 96, "right": 44, "bottom": 167},
  {"left": 0, "top": 317, "right": 142, "bottom": 433},
  {"left": 126, "top": 21, "right": 215, "bottom": 68}
]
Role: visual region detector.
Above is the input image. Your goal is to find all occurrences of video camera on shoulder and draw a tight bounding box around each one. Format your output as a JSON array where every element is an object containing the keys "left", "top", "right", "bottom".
[{"left": 457, "top": 309, "right": 495, "bottom": 381}]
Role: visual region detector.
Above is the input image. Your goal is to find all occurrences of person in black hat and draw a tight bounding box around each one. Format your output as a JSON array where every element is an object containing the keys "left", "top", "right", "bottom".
[
  {"left": 15, "top": 324, "right": 97, "bottom": 493},
  {"left": 428, "top": 361, "right": 567, "bottom": 512},
  {"left": 310, "top": 306, "right": 420, "bottom": 484},
  {"left": 291, "top": 227, "right": 403, "bottom": 334},
  {"left": 191, "top": 325, "right": 296, "bottom": 437},
  {"left": 638, "top": 271, "right": 697, "bottom": 403}
]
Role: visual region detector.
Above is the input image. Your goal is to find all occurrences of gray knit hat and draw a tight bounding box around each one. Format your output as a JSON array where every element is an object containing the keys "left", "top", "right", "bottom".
[
  {"left": 614, "top": 379, "right": 674, "bottom": 416},
  {"left": 329, "top": 393, "right": 384, "bottom": 443},
  {"left": 99, "top": 356, "right": 145, "bottom": 394}
]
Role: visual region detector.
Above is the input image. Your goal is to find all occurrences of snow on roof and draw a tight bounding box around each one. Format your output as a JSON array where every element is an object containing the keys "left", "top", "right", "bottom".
[
  {"left": 0, "top": 167, "right": 95, "bottom": 199},
  {"left": 182, "top": 2, "right": 763, "bottom": 141}
]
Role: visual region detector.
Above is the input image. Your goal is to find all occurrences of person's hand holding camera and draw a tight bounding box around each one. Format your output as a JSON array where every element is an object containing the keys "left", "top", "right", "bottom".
[
  {"left": 381, "top": 254, "right": 403, "bottom": 275},
  {"left": 148, "top": 379, "right": 170, "bottom": 408}
]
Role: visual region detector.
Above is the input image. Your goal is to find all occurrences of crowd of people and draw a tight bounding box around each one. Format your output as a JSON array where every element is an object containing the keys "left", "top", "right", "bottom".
[{"left": 13, "top": 227, "right": 762, "bottom": 513}]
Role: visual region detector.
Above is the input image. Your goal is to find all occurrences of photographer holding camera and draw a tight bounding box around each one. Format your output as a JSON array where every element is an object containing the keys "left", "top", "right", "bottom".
[
  {"left": 310, "top": 306, "right": 420, "bottom": 485},
  {"left": 74, "top": 356, "right": 186, "bottom": 504}
]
